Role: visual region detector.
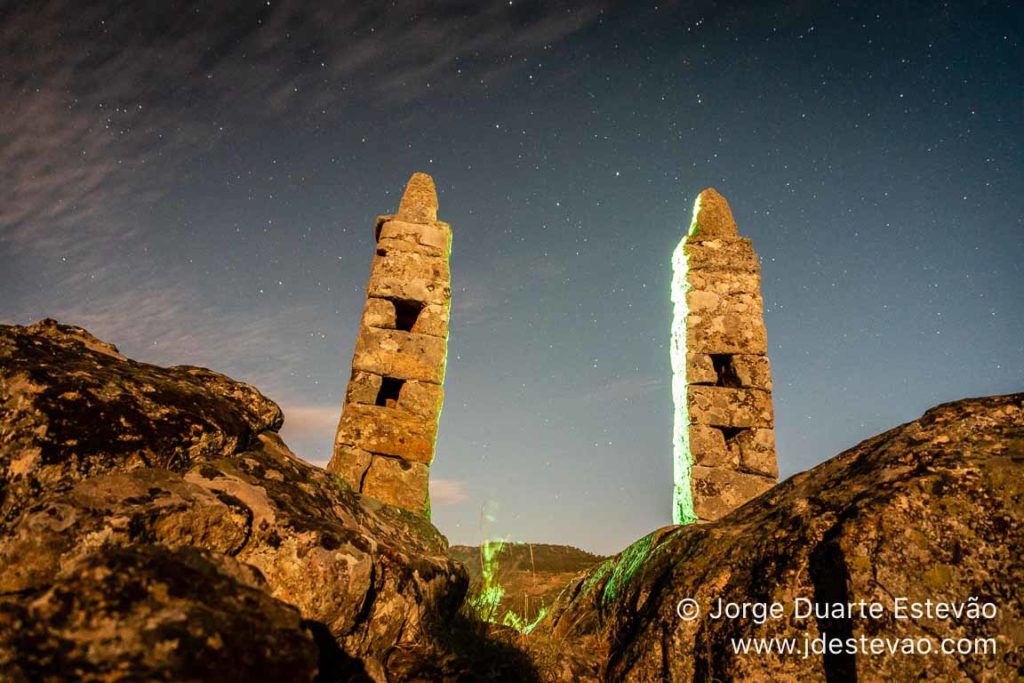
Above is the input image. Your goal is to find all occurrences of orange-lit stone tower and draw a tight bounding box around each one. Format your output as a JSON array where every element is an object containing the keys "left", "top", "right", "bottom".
[{"left": 327, "top": 173, "right": 451, "bottom": 517}]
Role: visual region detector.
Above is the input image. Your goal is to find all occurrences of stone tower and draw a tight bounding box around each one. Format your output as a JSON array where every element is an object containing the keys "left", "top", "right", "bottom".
[
  {"left": 327, "top": 172, "right": 451, "bottom": 517},
  {"left": 670, "top": 188, "right": 777, "bottom": 524}
]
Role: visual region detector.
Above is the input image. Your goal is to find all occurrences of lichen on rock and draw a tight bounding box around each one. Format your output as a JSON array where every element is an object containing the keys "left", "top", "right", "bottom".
[
  {"left": 531, "top": 393, "right": 1024, "bottom": 682},
  {"left": 0, "top": 320, "right": 482, "bottom": 681}
]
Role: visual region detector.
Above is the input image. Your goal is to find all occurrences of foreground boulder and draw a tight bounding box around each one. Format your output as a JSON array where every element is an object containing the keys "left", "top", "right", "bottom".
[
  {"left": 0, "top": 545, "right": 318, "bottom": 682},
  {"left": 0, "top": 320, "right": 475, "bottom": 681},
  {"left": 532, "top": 394, "right": 1024, "bottom": 682}
]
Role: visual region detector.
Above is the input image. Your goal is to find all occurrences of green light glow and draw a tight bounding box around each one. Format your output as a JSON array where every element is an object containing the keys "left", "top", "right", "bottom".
[
  {"left": 670, "top": 193, "right": 701, "bottom": 525},
  {"left": 501, "top": 605, "right": 549, "bottom": 635},
  {"left": 577, "top": 530, "right": 664, "bottom": 611},
  {"left": 464, "top": 537, "right": 553, "bottom": 635},
  {"left": 579, "top": 554, "right": 614, "bottom": 601},
  {"left": 686, "top": 191, "right": 704, "bottom": 237},
  {"left": 601, "top": 533, "right": 655, "bottom": 606},
  {"left": 467, "top": 537, "right": 506, "bottom": 623}
]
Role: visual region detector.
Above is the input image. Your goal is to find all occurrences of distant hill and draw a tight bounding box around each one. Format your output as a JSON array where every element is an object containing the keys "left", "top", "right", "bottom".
[{"left": 450, "top": 543, "right": 606, "bottom": 622}]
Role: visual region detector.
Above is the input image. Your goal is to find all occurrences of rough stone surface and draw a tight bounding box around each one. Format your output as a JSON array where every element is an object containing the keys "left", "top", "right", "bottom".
[
  {"left": 0, "top": 468, "right": 251, "bottom": 594},
  {"left": 412, "top": 303, "right": 450, "bottom": 338},
  {"left": 731, "top": 353, "right": 773, "bottom": 389},
  {"left": 533, "top": 394, "right": 1024, "bottom": 682},
  {"left": 687, "top": 386, "right": 773, "bottom": 428},
  {"left": 366, "top": 275, "right": 451, "bottom": 307},
  {"left": 733, "top": 427, "right": 778, "bottom": 477},
  {"left": 328, "top": 444, "right": 373, "bottom": 491},
  {"left": 0, "top": 545, "right": 319, "bottom": 683},
  {"left": 682, "top": 238, "right": 761, "bottom": 273},
  {"left": 363, "top": 297, "right": 399, "bottom": 329},
  {"left": 370, "top": 249, "right": 450, "bottom": 287},
  {"left": 330, "top": 172, "right": 452, "bottom": 515},
  {"left": 377, "top": 218, "right": 452, "bottom": 255},
  {"left": 687, "top": 425, "right": 731, "bottom": 467},
  {"left": 396, "top": 381, "right": 445, "bottom": 421},
  {"left": 687, "top": 187, "right": 737, "bottom": 238},
  {"left": 0, "top": 320, "right": 479, "bottom": 681},
  {"left": 343, "top": 373, "right": 443, "bottom": 421},
  {"left": 690, "top": 465, "right": 776, "bottom": 519},
  {"left": 0, "top": 318, "right": 281, "bottom": 526},
  {"left": 362, "top": 456, "right": 430, "bottom": 516},
  {"left": 345, "top": 369, "right": 385, "bottom": 405},
  {"left": 335, "top": 403, "right": 437, "bottom": 462},
  {"left": 352, "top": 327, "right": 448, "bottom": 384},
  {"left": 671, "top": 188, "right": 777, "bottom": 523},
  {"left": 685, "top": 352, "right": 718, "bottom": 385},
  {"left": 396, "top": 171, "right": 439, "bottom": 223},
  {"left": 684, "top": 310, "right": 769, "bottom": 354}
]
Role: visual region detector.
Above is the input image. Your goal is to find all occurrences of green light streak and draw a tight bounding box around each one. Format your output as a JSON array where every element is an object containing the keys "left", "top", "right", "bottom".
[
  {"left": 464, "top": 537, "right": 554, "bottom": 635},
  {"left": 576, "top": 529, "right": 669, "bottom": 612},
  {"left": 501, "top": 605, "right": 549, "bottom": 635},
  {"left": 686, "top": 191, "right": 704, "bottom": 237},
  {"left": 467, "top": 537, "right": 506, "bottom": 623},
  {"left": 601, "top": 534, "right": 655, "bottom": 606},
  {"left": 670, "top": 193, "right": 701, "bottom": 525}
]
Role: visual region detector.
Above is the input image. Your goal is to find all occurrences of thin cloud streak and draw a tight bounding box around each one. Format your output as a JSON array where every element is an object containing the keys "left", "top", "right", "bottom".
[
  {"left": 430, "top": 479, "right": 469, "bottom": 506},
  {"left": 279, "top": 405, "right": 340, "bottom": 466},
  {"left": 2, "top": 0, "right": 611, "bottom": 272},
  {"left": 280, "top": 405, "right": 340, "bottom": 433},
  {"left": 32, "top": 283, "right": 324, "bottom": 401}
]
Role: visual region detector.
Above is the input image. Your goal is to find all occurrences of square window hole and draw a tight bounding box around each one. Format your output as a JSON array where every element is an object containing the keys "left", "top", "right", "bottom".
[
  {"left": 393, "top": 299, "right": 425, "bottom": 332},
  {"left": 376, "top": 377, "right": 404, "bottom": 408},
  {"left": 710, "top": 354, "right": 741, "bottom": 388}
]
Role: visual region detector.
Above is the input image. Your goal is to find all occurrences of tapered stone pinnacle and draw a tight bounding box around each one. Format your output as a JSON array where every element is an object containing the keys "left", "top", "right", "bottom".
[
  {"left": 328, "top": 172, "right": 452, "bottom": 518},
  {"left": 672, "top": 187, "right": 776, "bottom": 525},
  {"left": 396, "top": 172, "right": 438, "bottom": 223},
  {"left": 688, "top": 187, "right": 737, "bottom": 238}
]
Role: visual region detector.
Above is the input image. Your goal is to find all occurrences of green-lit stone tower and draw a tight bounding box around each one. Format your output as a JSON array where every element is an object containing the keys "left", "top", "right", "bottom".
[{"left": 671, "top": 188, "right": 778, "bottom": 524}]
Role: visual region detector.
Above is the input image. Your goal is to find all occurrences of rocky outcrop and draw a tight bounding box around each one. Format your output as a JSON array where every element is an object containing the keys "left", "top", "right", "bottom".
[
  {"left": 4, "top": 320, "right": 1020, "bottom": 682},
  {"left": 0, "top": 319, "right": 282, "bottom": 524},
  {"left": 532, "top": 394, "right": 1024, "bottom": 682},
  {"left": 0, "top": 545, "right": 319, "bottom": 682},
  {"left": 0, "top": 320, "right": 475, "bottom": 681}
]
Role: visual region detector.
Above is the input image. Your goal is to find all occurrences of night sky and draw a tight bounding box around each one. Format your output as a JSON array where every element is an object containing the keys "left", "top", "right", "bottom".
[{"left": 3, "top": 1, "right": 1021, "bottom": 554}]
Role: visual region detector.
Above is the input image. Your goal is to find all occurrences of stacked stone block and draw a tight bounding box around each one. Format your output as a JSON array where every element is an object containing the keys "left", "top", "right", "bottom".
[
  {"left": 671, "top": 188, "right": 777, "bottom": 524},
  {"left": 327, "top": 173, "right": 451, "bottom": 517}
]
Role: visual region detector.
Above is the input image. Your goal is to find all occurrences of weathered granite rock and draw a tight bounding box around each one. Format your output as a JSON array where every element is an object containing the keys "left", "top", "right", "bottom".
[
  {"left": 0, "top": 467, "right": 252, "bottom": 594},
  {"left": 533, "top": 393, "right": 1024, "bottom": 682},
  {"left": 0, "top": 318, "right": 282, "bottom": 525},
  {"left": 0, "top": 545, "right": 319, "bottom": 683},
  {"left": 330, "top": 172, "right": 453, "bottom": 516},
  {"left": 0, "top": 320, "right": 477, "bottom": 681},
  {"left": 671, "top": 188, "right": 777, "bottom": 524}
]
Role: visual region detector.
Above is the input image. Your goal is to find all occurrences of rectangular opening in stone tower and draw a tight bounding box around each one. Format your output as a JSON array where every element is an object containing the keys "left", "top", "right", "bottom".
[
  {"left": 392, "top": 299, "right": 425, "bottom": 332},
  {"left": 720, "top": 426, "right": 746, "bottom": 444},
  {"left": 710, "top": 354, "right": 741, "bottom": 388},
  {"left": 375, "top": 377, "right": 405, "bottom": 408}
]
